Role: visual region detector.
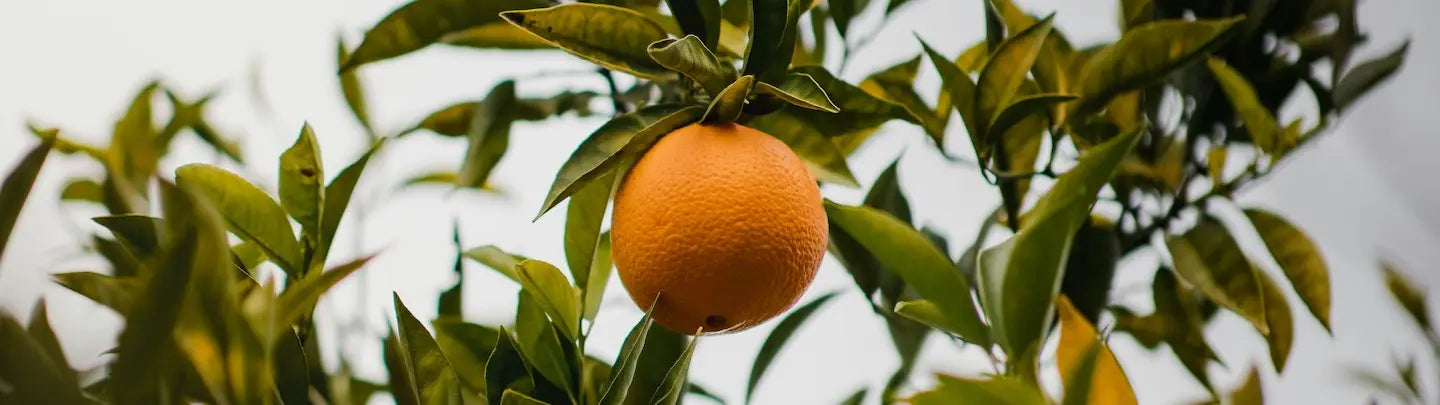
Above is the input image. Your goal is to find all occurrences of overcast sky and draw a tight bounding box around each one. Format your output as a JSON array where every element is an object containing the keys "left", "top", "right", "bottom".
[{"left": 2, "top": 0, "right": 1438, "bottom": 404}]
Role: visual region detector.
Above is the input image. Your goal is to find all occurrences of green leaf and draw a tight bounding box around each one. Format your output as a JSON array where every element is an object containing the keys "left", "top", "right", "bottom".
[
  {"left": 910, "top": 375, "right": 1046, "bottom": 405},
  {"left": 1072, "top": 17, "right": 1244, "bottom": 116},
  {"left": 441, "top": 22, "right": 555, "bottom": 50},
  {"left": 402, "top": 171, "right": 461, "bottom": 188},
  {"left": 501, "top": 389, "right": 550, "bottom": 405},
  {"left": 393, "top": 293, "right": 464, "bottom": 405},
  {"left": 987, "top": 93, "right": 1074, "bottom": 143},
  {"left": 514, "top": 291, "right": 576, "bottom": 399},
  {"left": 750, "top": 66, "right": 914, "bottom": 157},
  {"left": 830, "top": 0, "right": 872, "bottom": 39},
  {"left": 1244, "top": 208, "right": 1331, "bottom": 332},
  {"left": 319, "top": 139, "right": 385, "bottom": 262},
  {"left": 1059, "top": 220, "right": 1121, "bottom": 326},
  {"left": 279, "top": 123, "right": 326, "bottom": 243},
  {"left": 458, "top": 80, "right": 517, "bottom": 189},
  {"left": 1256, "top": 270, "right": 1294, "bottom": 372},
  {"left": 270, "top": 256, "right": 372, "bottom": 340},
  {"left": 501, "top": 4, "right": 673, "bottom": 80},
  {"left": 566, "top": 170, "right": 613, "bottom": 301},
  {"left": 463, "top": 245, "right": 527, "bottom": 282},
  {"left": 60, "top": 178, "right": 103, "bottom": 204},
  {"left": 516, "top": 260, "right": 583, "bottom": 342},
  {"left": 486, "top": 328, "right": 534, "bottom": 405},
  {"left": 416, "top": 102, "right": 482, "bottom": 137},
  {"left": 824, "top": 201, "right": 988, "bottom": 345},
  {"left": 860, "top": 56, "right": 946, "bottom": 146},
  {"left": 920, "top": 39, "right": 981, "bottom": 154},
  {"left": 974, "top": 15, "right": 1053, "bottom": 137},
  {"left": 434, "top": 320, "right": 501, "bottom": 397},
  {"left": 1205, "top": 58, "right": 1279, "bottom": 154},
  {"left": 0, "top": 313, "right": 88, "bottom": 404},
  {"left": 977, "top": 130, "right": 1139, "bottom": 363},
  {"left": 894, "top": 299, "right": 969, "bottom": 333},
  {"left": 598, "top": 307, "right": 656, "bottom": 405},
  {"left": 340, "top": 0, "right": 551, "bottom": 71},
  {"left": 1382, "top": 262, "right": 1430, "bottom": 332},
  {"left": 584, "top": 232, "right": 615, "bottom": 322},
  {"left": 649, "top": 326, "right": 702, "bottom": 405},
  {"left": 828, "top": 156, "right": 912, "bottom": 307},
  {"left": 337, "top": 36, "right": 372, "bottom": 133},
  {"left": 703, "top": 75, "right": 755, "bottom": 123},
  {"left": 175, "top": 163, "right": 302, "bottom": 273},
  {"left": 1334, "top": 41, "right": 1408, "bottom": 111},
  {"left": 664, "top": 0, "right": 722, "bottom": 49},
  {"left": 0, "top": 136, "right": 53, "bottom": 265},
  {"left": 742, "top": 0, "right": 800, "bottom": 83},
  {"left": 756, "top": 72, "right": 840, "bottom": 113},
  {"left": 26, "top": 301, "right": 75, "bottom": 386},
  {"left": 93, "top": 214, "right": 164, "bottom": 258},
  {"left": 648, "top": 35, "right": 736, "bottom": 97},
  {"left": 1167, "top": 217, "right": 1268, "bottom": 334},
  {"left": 839, "top": 388, "right": 867, "bottom": 405},
  {"left": 53, "top": 272, "right": 138, "bottom": 313},
  {"left": 746, "top": 292, "right": 838, "bottom": 403},
  {"left": 108, "top": 82, "right": 160, "bottom": 188},
  {"left": 536, "top": 105, "right": 704, "bottom": 219}
]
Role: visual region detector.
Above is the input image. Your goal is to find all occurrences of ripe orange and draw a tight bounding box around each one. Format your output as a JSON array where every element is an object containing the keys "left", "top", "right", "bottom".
[{"left": 611, "top": 122, "right": 828, "bottom": 334}]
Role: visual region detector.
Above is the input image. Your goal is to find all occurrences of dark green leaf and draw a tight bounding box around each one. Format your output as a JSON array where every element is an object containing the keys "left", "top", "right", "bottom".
[
  {"left": 920, "top": 39, "right": 981, "bottom": 154},
  {"left": 536, "top": 105, "right": 704, "bottom": 219},
  {"left": 1206, "top": 58, "right": 1278, "bottom": 154},
  {"left": 987, "top": 93, "right": 1073, "bottom": 143},
  {"left": 271, "top": 256, "right": 372, "bottom": 340},
  {"left": 463, "top": 245, "right": 527, "bottom": 282},
  {"left": 0, "top": 136, "right": 53, "bottom": 265},
  {"left": 53, "top": 272, "right": 138, "bottom": 313},
  {"left": 648, "top": 35, "right": 736, "bottom": 97},
  {"left": 416, "top": 102, "right": 482, "bottom": 137},
  {"left": 487, "top": 328, "right": 535, "bottom": 405},
  {"left": 831, "top": 0, "right": 872, "bottom": 39},
  {"left": 839, "top": 388, "right": 867, "bottom": 405},
  {"left": 703, "top": 75, "right": 755, "bottom": 123},
  {"left": 1382, "top": 262, "right": 1429, "bottom": 332},
  {"left": 514, "top": 290, "right": 576, "bottom": 398},
  {"left": 340, "top": 0, "right": 551, "bottom": 71},
  {"left": 393, "top": 293, "right": 464, "bottom": 405},
  {"left": 910, "top": 375, "right": 1046, "bottom": 405},
  {"left": 649, "top": 327, "right": 701, "bottom": 405},
  {"left": 624, "top": 323, "right": 687, "bottom": 405},
  {"left": 60, "top": 178, "right": 103, "bottom": 204},
  {"left": 598, "top": 306, "right": 656, "bottom": 405},
  {"left": 26, "top": 301, "right": 75, "bottom": 386},
  {"left": 755, "top": 72, "right": 840, "bottom": 113},
  {"left": 860, "top": 56, "right": 945, "bottom": 146},
  {"left": 93, "top": 214, "right": 165, "bottom": 258},
  {"left": 565, "top": 169, "right": 612, "bottom": 300},
  {"left": 974, "top": 15, "right": 1053, "bottom": 137},
  {"left": 1167, "top": 217, "right": 1268, "bottom": 334},
  {"left": 279, "top": 123, "right": 326, "bottom": 243},
  {"left": 175, "top": 164, "right": 302, "bottom": 274},
  {"left": 1071, "top": 17, "right": 1244, "bottom": 116},
  {"left": 1059, "top": 220, "right": 1120, "bottom": 326},
  {"left": 501, "top": 4, "right": 673, "bottom": 80},
  {"left": 1244, "top": 208, "right": 1331, "bottom": 332},
  {"left": 337, "top": 36, "right": 372, "bottom": 133},
  {"left": 741, "top": 0, "right": 799, "bottom": 83},
  {"left": 1256, "top": 271, "right": 1294, "bottom": 372},
  {"left": 752, "top": 116, "right": 859, "bottom": 186},
  {"left": 517, "top": 260, "right": 583, "bottom": 342},
  {"left": 458, "top": 80, "right": 517, "bottom": 189},
  {"left": 1334, "top": 41, "right": 1408, "bottom": 111},
  {"left": 385, "top": 332, "right": 419, "bottom": 405},
  {"left": 0, "top": 313, "right": 88, "bottom": 404},
  {"left": 434, "top": 319, "right": 501, "bottom": 397},
  {"left": 746, "top": 292, "right": 838, "bottom": 403},
  {"left": 319, "top": 139, "right": 385, "bottom": 262},
  {"left": 664, "top": 0, "right": 722, "bottom": 49}
]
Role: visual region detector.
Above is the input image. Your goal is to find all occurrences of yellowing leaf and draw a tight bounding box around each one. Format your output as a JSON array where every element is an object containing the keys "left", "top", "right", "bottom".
[
  {"left": 1057, "top": 295, "right": 1137, "bottom": 405},
  {"left": 341, "top": 0, "right": 551, "bottom": 71},
  {"left": 175, "top": 164, "right": 302, "bottom": 273},
  {"left": 1244, "top": 208, "right": 1331, "bottom": 332},
  {"left": 441, "top": 22, "right": 554, "bottom": 50},
  {"left": 1206, "top": 58, "right": 1279, "bottom": 154},
  {"left": 1072, "top": 17, "right": 1243, "bottom": 116},
  {"left": 974, "top": 16, "right": 1053, "bottom": 137},
  {"left": 502, "top": 4, "right": 672, "bottom": 80},
  {"left": 0, "top": 136, "right": 54, "bottom": 265},
  {"left": 1255, "top": 271, "right": 1294, "bottom": 372},
  {"left": 1167, "top": 218, "right": 1268, "bottom": 334},
  {"left": 278, "top": 124, "right": 325, "bottom": 245}
]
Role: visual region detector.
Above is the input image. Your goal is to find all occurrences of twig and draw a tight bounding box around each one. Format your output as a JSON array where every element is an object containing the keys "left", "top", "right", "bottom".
[{"left": 599, "top": 69, "right": 628, "bottom": 115}]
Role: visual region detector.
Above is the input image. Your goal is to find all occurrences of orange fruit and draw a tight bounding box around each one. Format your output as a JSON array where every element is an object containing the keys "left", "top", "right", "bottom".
[{"left": 611, "top": 122, "right": 828, "bottom": 334}]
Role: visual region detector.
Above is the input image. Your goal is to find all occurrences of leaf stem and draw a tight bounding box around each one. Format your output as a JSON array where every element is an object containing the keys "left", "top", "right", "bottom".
[{"left": 599, "top": 69, "right": 629, "bottom": 115}]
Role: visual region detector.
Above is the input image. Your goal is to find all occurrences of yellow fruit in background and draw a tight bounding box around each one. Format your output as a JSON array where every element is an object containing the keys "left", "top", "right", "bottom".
[{"left": 611, "top": 123, "right": 828, "bottom": 334}]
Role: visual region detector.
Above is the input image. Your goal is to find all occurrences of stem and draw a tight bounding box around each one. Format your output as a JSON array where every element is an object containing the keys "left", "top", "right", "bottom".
[
  {"left": 991, "top": 141, "right": 1022, "bottom": 232},
  {"left": 599, "top": 69, "right": 629, "bottom": 115}
]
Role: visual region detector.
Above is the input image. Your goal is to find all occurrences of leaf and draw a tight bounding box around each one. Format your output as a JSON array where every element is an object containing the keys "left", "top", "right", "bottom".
[
  {"left": 60, "top": 178, "right": 103, "bottom": 203},
  {"left": 516, "top": 260, "right": 583, "bottom": 342},
  {"left": 741, "top": 0, "right": 800, "bottom": 83},
  {"left": 565, "top": 170, "right": 613, "bottom": 300},
  {"left": 1206, "top": 58, "right": 1279, "bottom": 154},
  {"left": 486, "top": 328, "right": 534, "bottom": 405},
  {"left": 501, "top": 389, "right": 550, "bottom": 405},
  {"left": 440, "top": 22, "right": 554, "bottom": 50},
  {"left": 750, "top": 114, "right": 860, "bottom": 187},
  {"left": 458, "top": 80, "right": 517, "bottom": 189},
  {"left": 664, "top": 0, "right": 722, "bottom": 49},
  {"left": 649, "top": 326, "right": 702, "bottom": 405},
  {"left": 584, "top": 232, "right": 615, "bottom": 322},
  {"left": 893, "top": 299, "right": 968, "bottom": 333},
  {"left": 746, "top": 292, "right": 838, "bottom": 403},
  {"left": 1334, "top": 41, "right": 1408, "bottom": 111},
  {"left": 536, "top": 105, "right": 704, "bottom": 219},
  {"left": 175, "top": 164, "right": 302, "bottom": 273},
  {"left": 337, "top": 36, "right": 372, "bottom": 132},
  {"left": 974, "top": 15, "right": 1054, "bottom": 137},
  {"left": 1382, "top": 262, "right": 1430, "bottom": 332},
  {"left": 977, "top": 130, "right": 1139, "bottom": 363},
  {"left": 318, "top": 139, "right": 384, "bottom": 262},
  {"left": 839, "top": 388, "right": 867, "bottom": 405},
  {"left": 0, "top": 136, "right": 53, "bottom": 265},
  {"left": 402, "top": 171, "right": 460, "bottom": 188},
  {"left": 463, "top": 245, "right": 526, "bottom": 282},
  {"left": 860, "top": 56, "right": 946, "bottom": 146},
  {"left": 756, "top": 72, "right": 840, "bottom": 113},
  {"left": 919, "top": 39, "right": 981, "bottom": 154},
  {"left": 1244, "top": 208, "right": 1331, "bottom": 332},
  {"left": 1230, "top": 366, "right": 1263, "bottom": 405},
  {"left": 93, "top": 214, "right": 165, "bottom": 258},
  {"left": 108, "top": 82, "right": 159, "bottom": 187},
  {"left": 393, "top": 293, "right": 464, "bottom": 405},
  {"left": 26, "top": 301, "right": 75, "bottom": 386},
  {"left": 1255, "top": 271, "right": 1294, "bottom": 372},
  {"left": 434, "top": 320, "right": 501, "bottom": 397},
  {"left": 1059, "top": 220, "right": 1121, "bottom": 326},
  {"left": 501, "top": 4, "right": 673, "bottom": 80},
  {"left": 987, "top": 93, "right": 1074, "bottom": 143},
  {"left": 598, "top": 307, "right": 656, "bottom": 405},
  {"left": 513, "top": 291, "right": 576, "bottom": 398},
  {"left": 340, "top": 0, "right": 551, "bottom": 71},
  {"left": 753, "top": 66, "right": 915, "bottom": 156},
  {"left": 1057, "top": 296, "right": 1137, "bottom": 405},
  {"left": 1167, "top": 218, "right": 1268, "bottom": 334},
  {"left": 830, "top": 0, "right": 871, "bottom": 39},
  {"left": 270, "top": 256, "right": 372, "bottom": 340},
  {"left": 0, "top": 314, "right": 88, "bottom": 404},
  {"left": 1071, "top": 17, "right": 1244, "bottom": 116},
  {"left": 53, "top": 272, "right": 138, "bottom": 312},
  {"left": 416, "top": 102, "right": 482, "bottom": 137},
  {"left": 647, "top": 35, "right": 736, "bottom": 97},
  {"left": 703, "top": 75, "right": 755, "bottom": 123},
  {"left": 279, "top": 123, "right": 326, "bottom": 243},
  {"left": 824, "top": 201, "right": 988, "bottom": 345},
  {"left": 910, "top": 375, "right": 1046, "bottom": 405}
]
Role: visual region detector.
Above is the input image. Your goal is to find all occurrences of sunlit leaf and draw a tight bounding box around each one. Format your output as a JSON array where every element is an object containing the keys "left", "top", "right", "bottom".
[
  {"left": 0, "top": 136, "right": 53, "bottom": 265},
  {"left": 649, "top": 326, "right": 701, "bottom": 405},
  {"left": 756, "top": 72, "right": 840, "bottom": 113},
  {"left": 340, "top": 0, "right": 551, "bottom": 71},
  {"left": 464, "top": 245, "right": 527, "bottom": 282},
  {"left": 108, "top": 82, "right": 159, "bottom": 188},
  {"left": 664, "top": 0, "right": 722, "bottom": 49},
  {"left": 401, "top": 171, "right": 460, "bottom": 188},
  {"left": 824, "top": 201, "right": 989, "bottom": 345},
  {"left": 1206, "top": 58, "right": 1279, "bottom": 154},
  {"left": 1057, "top": 296, "right": 1137, "bottom": 405},
  {"left": 513, "top": 290, "right": 576, "bottom": 398},
  {"left": 893, "top": 299, "right": 967, "bottom": 334},
  {"left": 746, "top": 292, "right": 838, "bottom": 403},
  {"left": 279, "top": 124, "right": 325, "bottom": 244},
  {"left": 1253, "top": 270, "right": 1294, "bottom": 372},
  {"left": 648, "top": 35, "right": 735, "bottom": 97},
  {"left": 1334, "top": 41, "right": 1408, "bottom": 112},
  {"left": 974, "top": 16, "right": 1053, "bottom": 138},
  {"left": 318, "top": 139, "right": 385, "bottom": 262},
  {"left": 502, "top": 4, "right": 673, "bottom": 80},
  {"left": 703, "top": 75, "right": 755, "bottom": 123},
  {"left": 393, "top": 293, "right": 464, "bottom": 405},
  {"left": 458, "top": 80, "right": 517, "bottom": 189},
  {"left": 1381, "top": 262, "right": 1430, "bottom": 332},
  {"left": 516, "top": 260, "right": 583, "bottom": 342},
  {"left": 441, "top": 22, "right": 554, "bottom": 50},
  {"left": 1167, "top": 217, "right": 1268, "bottom": 334},
  {"left": 536, "top": 105, "right": 704, "bottom": 219},
  {"left": 910, "top": 375, "right": 1046, "bottom": 405},
  {"left": 598, "top": 305, "right": 656, "bottom": 405},
  {"left": 1244, "top": 208, "right": 1331, "bottom": 332},
  {"left": 1071, "top": 17, "right": 1243, "bottom": 116},
  {"left": 176, "top": 164, "right": 302, "bottom": 273}
]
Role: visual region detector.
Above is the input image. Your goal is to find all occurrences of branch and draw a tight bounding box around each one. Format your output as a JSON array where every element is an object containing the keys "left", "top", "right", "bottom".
[{"left": 599, "top": 68, "right": 629, "bottom": 115}]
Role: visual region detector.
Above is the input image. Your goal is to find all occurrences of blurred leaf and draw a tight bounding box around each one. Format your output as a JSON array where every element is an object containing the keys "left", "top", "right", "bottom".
[
  {"left": 340, "top": 0, "right": 550, "bottom": 71},
  {"left": 860, "top": 56, "right": 946, "bottom": 146},
  {"left": 1334, "top": 41, "right": 1408, "bottom": 112},
  {"left": 831, "top": 0, "right": 873, "bottom": 40},
  {"left": 994, "top": 85, "right": 1046, "bottom": 201},
  {"left": 176, "top": 164, "right": 302, "bottom": 273},
  {"left": 402, "top": 171, "right": 460, "bottom": 188},
  {"left": 756, "top": 72, "right": 840, "bottom": 113},
  {"left": 1382, "top": 262, "right": 1430, "bottom": 332},
  {"left": 517, "top": 260, "right": 583, "bottom": 342},
  {"left": 337, "top": 36, "right": 372, "bottom": 133},
  {"left": 156, "top": 89, "right": 243, "bottom": 163},
  {"left": 458, "top": 80, "right": 517, "bottom": 189},
  {"left": 393, "top": 293, "right": 464, "bottom": 405},
  {"left": 536, "top": 105, "right": 704, "bottom": 219},
  {"left": 742, "top": 0, "right": 800, "bottom": 83},
  {"left": 840, "top": 388, "right": 867, "bottom": 405},
  {"left": 625, "top": 323, "right": 687, "bottom": 405},
  {"left": 664, "top": 0, "right": 722, "bottom": 49},
  {"left": 649, "top": 327, "right": 701, "bottom": 405},
  {"left": 1244, "top": 208, "right": 1331, "bottom": 332},
  {"left": 746, "top": 292, "right": 838, "bottom": 403},
  {"left": 319, "top": 139, "right": 385, "bottom": 261},
  {"left": 501, "top": 389, "right": 550, "bottom": 405},
  {"left": 26, "top": 301, "right": 75, "bottom": 385},
  {"left": 974, "top": 16, "right": 1053, "bottom": 138},
  {"left": 441, "top": 22, "right": 554, "bottom": 50},
  {"left": 1230, "top": 366, "right": 1262, "bottom": 405},
  {"left": 93, "top": 214, "right": 164, "bottom": 258},
  {"left": 1072, "top": 17, "right": 1243, "bottom": 116},
  {"left": 1167, "top": 218, "right": 1268, "bottom": 334},
  {"left": 648, "top": 35, "right": 735, "bottom": 97},
  {"left": 464, "top": 245, "right": 527, "bottom": 282},
  {"left": 435, "top": 319, "right": 501, "bottom": 398},
  {"left": 385, "top": 332, "right": 419, "bottom": 405},
  {"left": 703, "top": 75, "right": 755, "bottom": 123},
  {"left": 1206, "top": 58, "right": 1279, "bottom": 154},
  {"left": 0, "top": 313, "right": 87, "bottom": 404},
  {"left": 824, "top": 201, "right": 988, "bottom": 345},
  {"left": 514, "top": 291, "right": 576, "bottom": 399},
  {"left": 417, "top": 102, "right": 483, "bottom": 137},
  {"left": 501, "top": 4, "right": 672, "bottom": 80},
  {"left": 53, "top": 272, "right": 138, "bottom": 313},
  {"left": 270, "top": 256, "right": 372, "bottom": 340},
  {"left": 1059, "top": 220, "right": 1120, "bottom": 326},
  {"left": 598, "top": 306, "right": 656, "bottom": 405},
  {"left": 910, "top": 375, "right": 1046, "bottom": 405},
  {"left": 108, "top": 82, "right": 159, "bottom": 187},
  {"left": 487, "top": 328, "right": 535, "bottom": 405},
  {"left": 0, "top": 136, "right": 53, "bottom": 265},
  {"left": 977, "top": 131, "right": 1139, "bottom": 364},
  {"left": 1208, "top": 146, "right": 1227, "bottom": 188},
  {"left": 1057, "top": 296, "right": 1137, "bottom": 405},
  {"left": 60, "top": 178, "right": 103, "bottom": 204},
  {"left": 279, "top": 124, "right": 326, "bottom": 244},
  {"left": 584, "top": 232, "right": 615, "bottom": 322},
  {"left": 566, "top": 170, "right": 613, "bottom": 304},
  {"left": 893, "top": 299, "right": 966, "bottom": 333},
  {"left": 920, "top": 39, "right": 981, "bottom": 155},
  {"left": 1059, "top": 336, "right": 1101, "bottom": 405},
  {"left": 1255, "top": 271, "right": 1294, "bottom": 372},
  {"left": 987, "top": 93, "right": 1073, "bottom": 143}
]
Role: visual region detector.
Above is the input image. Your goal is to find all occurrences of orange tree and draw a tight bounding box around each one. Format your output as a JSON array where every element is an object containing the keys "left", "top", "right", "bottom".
[{"left": 0, "top": 0, "right": 1409, "bottom": 404}]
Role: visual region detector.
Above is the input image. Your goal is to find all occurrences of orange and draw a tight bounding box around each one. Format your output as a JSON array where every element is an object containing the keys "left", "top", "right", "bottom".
[{"left": 611, "top": 122, "right": 828, "bottom": 334}]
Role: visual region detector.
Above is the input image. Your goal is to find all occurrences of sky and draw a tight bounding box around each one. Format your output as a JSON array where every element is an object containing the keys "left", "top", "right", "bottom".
[{"left": 1, "top": 0, "right": 1438, "bottom": 404}]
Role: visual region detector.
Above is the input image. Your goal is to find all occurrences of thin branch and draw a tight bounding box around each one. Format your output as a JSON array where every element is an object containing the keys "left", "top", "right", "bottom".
[{"left": 599, "top": 68, "right": 629, "bottom": 115}]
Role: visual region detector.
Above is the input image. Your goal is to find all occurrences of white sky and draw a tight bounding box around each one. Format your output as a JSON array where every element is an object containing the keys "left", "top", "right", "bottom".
[{"left": 1, "top": 0, "right": 1438, "bottom": 404}]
